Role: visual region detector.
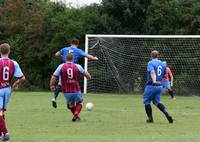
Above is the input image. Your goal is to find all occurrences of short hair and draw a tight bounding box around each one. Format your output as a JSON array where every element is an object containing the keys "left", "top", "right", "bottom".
[
  {"left": 151, "top": 50, "right": 159, "bottom": 59},
  {"left": 67, "top": 53, "right": 73, "bottom": 61},
  {"left": 71, "top": 38, "right": 79, "bottom": 46},
  {"left": 0, "top": 43, "right": 10, "bottom": 55}
]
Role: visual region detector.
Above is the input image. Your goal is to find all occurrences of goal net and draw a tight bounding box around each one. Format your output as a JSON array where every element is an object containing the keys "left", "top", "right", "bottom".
[{"left": 84, "top": 35, "right": 200, "bottom": 95}]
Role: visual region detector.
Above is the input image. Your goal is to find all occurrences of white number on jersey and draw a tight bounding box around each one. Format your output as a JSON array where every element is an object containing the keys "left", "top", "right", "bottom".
[
  {"left": 3, "top": 67, "right": 9, "bottom": 81},
  {"left": 69, "top": 50, "right": 74, "bottom": 53},
  {"left": 157, "top": 65, "right": 162, "bottom": 76},
  {"left": 67, "top": 68, "right": 73, "bottom": 79}
]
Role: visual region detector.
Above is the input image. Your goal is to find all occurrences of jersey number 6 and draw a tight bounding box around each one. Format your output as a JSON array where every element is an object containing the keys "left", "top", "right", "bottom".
[
  {"left": 157, "top": 65, "right": 162, "bottom": 76},
  {"left": 3, "top": 67, "right": 9, "bottom": 81}
]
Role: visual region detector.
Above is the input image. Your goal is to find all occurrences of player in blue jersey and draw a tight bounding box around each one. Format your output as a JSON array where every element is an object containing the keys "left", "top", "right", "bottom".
[
  {"left": 143, "top": 50, "right": 173, "bottom": 123},
  {"left": 51, "top": 38, "right": 98, "bottom": 108}
]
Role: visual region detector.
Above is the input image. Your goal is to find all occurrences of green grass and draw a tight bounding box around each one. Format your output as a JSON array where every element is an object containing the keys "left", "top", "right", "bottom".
[{"left": 5, "top": 92, "right": 200, "bottom": 142}]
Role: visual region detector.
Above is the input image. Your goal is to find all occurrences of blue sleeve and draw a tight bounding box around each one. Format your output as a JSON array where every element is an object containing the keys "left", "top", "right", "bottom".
[
  {"left": 76, "top": 64, "right": 85, "bottom": 74},
  {"left": 13, "top": 61, "right": 24, "bottom": 78},
  {"left": 78, "top": 49, "right": 88, "bottom": 57},
  {"left": 147, "top": 62, "right": 154, "bottom": 72},
  {"left": 53, "top": 64, "right": 64, "bottom": 77},
  {"left": 60, "top": 48, "right": 65, "bottom": 56}
]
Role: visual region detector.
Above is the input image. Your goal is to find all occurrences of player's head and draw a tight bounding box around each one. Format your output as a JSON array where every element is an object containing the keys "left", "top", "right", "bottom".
[
  {"left": 67, "top": 53, "right": 73, "bottom": 62},
  {"left": 71, "top": 38, "right": 79, "bottom": 47},
  {"left": 0, "top": 43, "right": 10, "bottom": 56},
  {"left": 151, "top": 50, "right": 159, "bottom": 59}
]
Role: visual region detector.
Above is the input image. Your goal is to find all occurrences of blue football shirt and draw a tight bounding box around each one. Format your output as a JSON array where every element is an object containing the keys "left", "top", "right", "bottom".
[
  {"left": 60, "top": 46, "right": 88, "bottom": 63},
  {"left": 146, "top": 59, "right": 167, "bottom": 85}
]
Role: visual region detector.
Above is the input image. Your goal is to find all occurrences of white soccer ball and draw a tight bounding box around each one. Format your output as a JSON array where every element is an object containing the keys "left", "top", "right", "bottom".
[{"left": 86, "top": 102, "right": 94, "bottom": 111}]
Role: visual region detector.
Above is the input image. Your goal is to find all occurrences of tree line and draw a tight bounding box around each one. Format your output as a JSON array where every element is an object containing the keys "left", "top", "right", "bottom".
[{"left": 0, "top": 0, "right": 199, "bottom": 90}]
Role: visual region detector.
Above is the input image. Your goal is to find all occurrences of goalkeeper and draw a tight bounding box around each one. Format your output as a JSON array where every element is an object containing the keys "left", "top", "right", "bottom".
[
  {"left": 51, "top": 38, "right": 98, "bottom": 108},
  {"left": 162, "top": 61, "right": 175, "bottom": 99}
]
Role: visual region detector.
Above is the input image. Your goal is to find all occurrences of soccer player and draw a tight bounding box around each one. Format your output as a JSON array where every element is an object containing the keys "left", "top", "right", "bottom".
[
  {"left": 0, "top": 43, "right": 25, "bottom": 141},
  {"left": 162, "top": 61, "right": 175, "bottom": 99},
  {"left": 50, "top": 53, "right": 91, "bottom": 122},
  {"left": 51, "top": 38, "right": 97, "bottom": 108},
  {"left": 143, "top": 50, "right": 173, "bottom": 123}
]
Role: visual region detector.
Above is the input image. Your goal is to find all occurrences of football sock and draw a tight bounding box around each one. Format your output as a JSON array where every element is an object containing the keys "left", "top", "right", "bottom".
[
  {"left": 70, "top": 106, "right": 76, "bottom": 115},
  {"left": 54, "top": 85, "right": 61, "bottom": 99},
  {"left": 145, "top": 104, "right": 153, "bottom": 121},
  {"left": 0, "top": 116, "right": 8, "bottom": 135},
  {"left": 157, "top": 103, "right": 170, "bottom": 117},
  {"left": 75, "top": 103, "right": 82, "bottom": 117},
  {"left": 168, "top": 90, "right": 174, "bottom": 98}
]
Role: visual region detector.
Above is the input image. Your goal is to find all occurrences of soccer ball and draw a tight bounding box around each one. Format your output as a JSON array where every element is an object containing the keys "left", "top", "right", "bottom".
[{"left": 86, "top": 102, "right": 94, "bottom": 111}]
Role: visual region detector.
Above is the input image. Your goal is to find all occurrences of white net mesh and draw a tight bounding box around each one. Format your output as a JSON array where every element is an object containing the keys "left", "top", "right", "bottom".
[{"left": 86, "top": 35, "right": 200, "bottom": 95}]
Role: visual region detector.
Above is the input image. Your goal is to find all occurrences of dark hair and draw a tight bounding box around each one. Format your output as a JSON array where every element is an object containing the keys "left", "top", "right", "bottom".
[
  {"left": 0, "top": 43, "right": 10, "bottom": 55},
  {"left": 151, "top": 50, "right": 159, "bottom": 59},
  {"left": 67, "top": 53, "right": 73, "bottom": 61},
  {"left": 71, "top": 38, "right": 79, "bottom": 45}
]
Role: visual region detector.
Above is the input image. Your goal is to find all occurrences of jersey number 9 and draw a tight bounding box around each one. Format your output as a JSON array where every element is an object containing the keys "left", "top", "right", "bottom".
[{"left": 67, "top": 68, "right": 73, "bottom": 79}]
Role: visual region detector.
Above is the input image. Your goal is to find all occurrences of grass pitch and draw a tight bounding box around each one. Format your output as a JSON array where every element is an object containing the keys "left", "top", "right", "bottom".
[{"left": 6, "top": 92, "right": 200, "bottom": 142}]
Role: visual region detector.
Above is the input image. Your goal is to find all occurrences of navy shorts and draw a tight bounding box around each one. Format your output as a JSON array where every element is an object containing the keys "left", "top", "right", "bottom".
[{"left": 143, "top": 85, "right": 163, "bottom": 105}]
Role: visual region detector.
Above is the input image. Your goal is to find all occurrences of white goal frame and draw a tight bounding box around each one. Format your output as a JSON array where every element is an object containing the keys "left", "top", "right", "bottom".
[{"left": 84, "top": 34, "right": 200, "bottom": 94}]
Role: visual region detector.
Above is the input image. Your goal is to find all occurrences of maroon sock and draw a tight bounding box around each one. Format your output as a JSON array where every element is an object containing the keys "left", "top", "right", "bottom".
[
  {"left": 75, "top": 103, "right": 82, "bottom": 117},
  {"left": 0, "top": 116, "right": 8, "bottom": 135},
  {"left": 70, "top": 107, "right": 76, "bottom": 115}
]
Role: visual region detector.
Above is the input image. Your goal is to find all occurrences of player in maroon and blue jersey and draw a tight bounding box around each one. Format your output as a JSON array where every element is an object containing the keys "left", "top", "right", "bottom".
[
  {"left": 0, "top": 43, "right": 25, "bottom": 141},
  {"left": 51, "top": 38, "right": 97, "bottom": 108},
  {"left": 143, "top": 50, "right": 173, "bottom": 123},
  {"left": 50, "top": 53, "right": 91, "bottom": 122}
]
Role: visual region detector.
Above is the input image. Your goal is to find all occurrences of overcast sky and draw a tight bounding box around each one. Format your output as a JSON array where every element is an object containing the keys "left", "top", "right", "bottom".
[{"left": 51, "top": 0, "right": 102, "bottom": 7}]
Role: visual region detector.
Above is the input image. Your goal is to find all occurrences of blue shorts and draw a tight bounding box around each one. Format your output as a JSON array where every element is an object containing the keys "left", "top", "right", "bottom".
[
  {"left": 64, "top": 92, "right": 83, "bottom": 105},
  {"left": 0, "top": 87, "right": 12, "bottom": 110},
  {"left": 143, "top": 86, "right": 163, "bottom": 105},
  {"left": 162, "top": 81, "right": 171, "bottom": 89}
]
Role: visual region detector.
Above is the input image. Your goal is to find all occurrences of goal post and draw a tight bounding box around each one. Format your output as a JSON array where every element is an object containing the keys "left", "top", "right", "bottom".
[{"left": 84, "top": 34, "right": 200, "bottom": 95}]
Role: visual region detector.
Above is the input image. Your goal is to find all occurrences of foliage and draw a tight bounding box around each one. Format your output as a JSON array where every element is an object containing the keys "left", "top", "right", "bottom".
[{"left": 0, "top": 0, "right": 199, "bottom": 90}]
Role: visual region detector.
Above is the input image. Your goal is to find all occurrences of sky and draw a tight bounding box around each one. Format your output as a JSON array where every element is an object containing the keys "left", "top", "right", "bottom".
[{"left": 51, "top": 0, "right": 102, "bottom": 7}]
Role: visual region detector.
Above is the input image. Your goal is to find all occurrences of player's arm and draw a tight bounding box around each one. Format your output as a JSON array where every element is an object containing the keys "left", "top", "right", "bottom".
[
  {"left": 83, "top": 71, "right": 91, "bottom": 80},
  {"left": 55, "top": 51, "right": 61, "bottom": 57},
  {"left": 55, "top": 48, "right": 65, "bottom": 58},
  {"left": 79, "top": 49, "right": 98, "bottom": 61},
  {"left": 12, "top": 76, "right": 26, "bottom": 90},
  {"left": 168, "top": 68, "right": 174, "bottom": 87},
  {"left": 150, "top": 70, "right": 156, "bottom": 83},
  {"left": 12, "top": 61, "right": 26, "bottom": 90},
  {"left": 50, "top": 64, "right": 63, "bottom": 91},
  {"left": 86, "top": 54, "right": 98, "bottom": 61},
  {"left": 76, "top": 64, "right": 91, "bottom": 79},
  {"left": 50, "top": 75, "right": 57, "bottom": 91}
]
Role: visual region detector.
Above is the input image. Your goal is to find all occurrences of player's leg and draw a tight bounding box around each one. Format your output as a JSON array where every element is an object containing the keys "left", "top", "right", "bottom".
[
  {"left": 168, "top": 88, "right": 175, "bottom": 100},
  {"left": 153, "top": 87, "right": 173, "bottom": 123},
  {"left": 0, "top": 88, "right": 11, "bottom": 141},
  {"left": 163, "top": 81, "right": 175, "bottom": 99},
  {"left": 51, "top": 85, "right": 62, "bottom": 108},
  {"left": 64, "top": 93, "right": 77, "bottom": 121},
  {"left": 143, "top": 86, "right": 154, "bottom": 123},
  {"left": 73, "top": 93, "right": 83, "bottom": 121}
]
